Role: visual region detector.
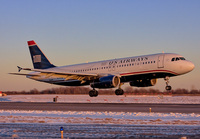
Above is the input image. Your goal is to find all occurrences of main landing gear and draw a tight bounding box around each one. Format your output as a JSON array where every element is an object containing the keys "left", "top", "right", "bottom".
[
  {"left": 89, "top": 89, "right": 98, "bottom": 97},
  {"left": 164, "top": 76, "right": 172, "bottom": 91},
  {"left": 89, "top": 83, "right": 125, "bottom": 97},
  {"left": 115, "top": 83, "right": 124, "bottom": 96}
]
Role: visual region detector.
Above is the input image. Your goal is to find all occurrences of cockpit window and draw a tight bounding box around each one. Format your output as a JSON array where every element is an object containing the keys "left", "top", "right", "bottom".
[
  {"left": 171, "top": 57, "right": 186, "bottom": 61},
  {"left": 180, "top": 57, "right": 186, "bottom": 60}
]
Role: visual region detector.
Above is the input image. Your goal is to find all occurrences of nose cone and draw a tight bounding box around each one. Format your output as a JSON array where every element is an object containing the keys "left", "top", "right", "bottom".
[
  {"left": 188, "top": 62, "right": 195, "bottom": 71},
  {"left": 183, "top": 61, "right": 195, "bottom": 74},
  {"left": 177, "top": 61, "right": 195, "bottom": 75}
]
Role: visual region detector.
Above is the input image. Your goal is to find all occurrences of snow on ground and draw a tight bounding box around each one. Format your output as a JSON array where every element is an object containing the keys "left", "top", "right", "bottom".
[
  {"left": 0, "top": 110, "right": 200, "bottom": 125},
  {"left": 0, "top": 95, "right": 200, "bottom": 125},
  {"left": 1, "top": 94, "right": 200, "bottom": 104},
  {"left": 0, "top": 95, "right": 200, "bottom": 138}
]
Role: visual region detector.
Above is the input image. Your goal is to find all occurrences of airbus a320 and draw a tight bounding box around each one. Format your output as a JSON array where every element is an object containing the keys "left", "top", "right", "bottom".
[{"left": 10, "top": 40, "right": 195, "bottom": 97}]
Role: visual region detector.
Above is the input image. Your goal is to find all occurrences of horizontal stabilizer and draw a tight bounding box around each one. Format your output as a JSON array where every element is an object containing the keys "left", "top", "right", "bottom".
[{"left": 9, "top": 73, "right": 38, "bottom": 76}]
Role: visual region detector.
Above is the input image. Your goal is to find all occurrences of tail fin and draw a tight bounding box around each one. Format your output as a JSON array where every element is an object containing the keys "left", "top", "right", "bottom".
[{"left": 27, "top": 40, "right": 56, "bottom": 69}]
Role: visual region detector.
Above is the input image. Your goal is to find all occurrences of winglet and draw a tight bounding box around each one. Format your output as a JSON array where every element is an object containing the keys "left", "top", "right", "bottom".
[{"left": 27, "top": 40, "right": 37, "bottom": 46}]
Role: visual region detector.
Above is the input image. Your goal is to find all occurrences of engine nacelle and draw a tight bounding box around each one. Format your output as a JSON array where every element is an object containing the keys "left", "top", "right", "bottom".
[
  {"left": 91, "top": 75, "right": 120, "bottom": 89},
  {"left": 129, "top": 79, "right": 157, "bottom": 87}
]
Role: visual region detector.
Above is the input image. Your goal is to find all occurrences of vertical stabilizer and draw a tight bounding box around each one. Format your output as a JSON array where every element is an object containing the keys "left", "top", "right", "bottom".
[{"left": 28, "top": 40, "right": 56, "bottom": 69}]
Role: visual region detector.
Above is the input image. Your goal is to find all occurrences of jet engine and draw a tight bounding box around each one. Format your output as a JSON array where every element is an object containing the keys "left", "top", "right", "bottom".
[
  {"left": 129, "top": 79, "right": 157, "bottom": 87},
  {"left": 91, "top": 75, "right": 120, "bottom": 89}
]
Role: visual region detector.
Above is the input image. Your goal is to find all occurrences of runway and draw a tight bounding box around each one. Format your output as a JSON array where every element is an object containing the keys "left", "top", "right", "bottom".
[{"left": 0, "top": 102, "right": 199, "bottom": 113}]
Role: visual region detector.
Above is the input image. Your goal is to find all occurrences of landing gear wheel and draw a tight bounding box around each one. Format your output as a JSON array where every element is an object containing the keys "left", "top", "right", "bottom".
[
  {"left": 115, "top": 89, "right": 124, "bottom": 96},
  {"left": 164, "top": 76, "right": 172, "bottom": 91},
  {"left": 165, "top": 85, "right": 172, "bottom": 91},
  {"left": 89, "top": 90, "right": 93, "bottom": 97},
  {"left": 93, "top": 90, "right": 98, "bottom": 97},
  {"left": 89, "top": 90, "right": 98, "bottom": 97}
]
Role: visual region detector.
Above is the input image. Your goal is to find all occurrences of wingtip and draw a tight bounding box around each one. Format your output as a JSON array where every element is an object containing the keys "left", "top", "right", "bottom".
[{"left": 27, "top": 40, "right": 36, "bottom": 46}]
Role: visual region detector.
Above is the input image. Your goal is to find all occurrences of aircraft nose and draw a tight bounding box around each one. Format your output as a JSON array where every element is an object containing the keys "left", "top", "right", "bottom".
[
  {"left": 189, "top": 62, "right": 195, "bottom": 71},
  {"left": 179, "top": 61, "right": 195, "bottom": 75}
]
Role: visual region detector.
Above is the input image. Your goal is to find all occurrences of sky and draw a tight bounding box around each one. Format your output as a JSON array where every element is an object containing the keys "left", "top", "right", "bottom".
[{"left": 0, "top": 0, "right": 199, "bottom": 92}]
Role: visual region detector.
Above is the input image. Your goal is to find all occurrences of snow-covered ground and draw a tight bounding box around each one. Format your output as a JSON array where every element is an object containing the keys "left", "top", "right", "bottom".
[
  {"left": 0, "top": 110, "right": 199, "bottom": 138},
  {"left": 0, "top": 95, "right": 200, "bottom": 125},
  {"left": 1, "top": 94, "right": 200, "bottom": 104},
  {"left": 0, "top": 110, "right": 200, "bottom": 125},
  {"left": 0, "top": 95, "right": 200, "bottom": 138}
]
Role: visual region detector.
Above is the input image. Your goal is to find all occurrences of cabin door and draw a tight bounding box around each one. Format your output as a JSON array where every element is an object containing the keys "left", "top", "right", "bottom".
[{"left": 157, "top": 55, "right": 164, "bottom": 68}]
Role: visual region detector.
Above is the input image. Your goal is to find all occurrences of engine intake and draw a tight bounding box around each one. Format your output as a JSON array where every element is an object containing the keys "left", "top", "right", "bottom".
[
  {"left": 91, "top": 75, "right": 120, "bottom": 89},
  {"left": 129, "top": 79, "right": 157, "bottom": 87}
]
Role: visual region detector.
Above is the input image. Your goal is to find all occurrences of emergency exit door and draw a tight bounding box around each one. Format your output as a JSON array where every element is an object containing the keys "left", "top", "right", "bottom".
[{"left": 157, "top": 55, "right": 164, "bottom": 68}]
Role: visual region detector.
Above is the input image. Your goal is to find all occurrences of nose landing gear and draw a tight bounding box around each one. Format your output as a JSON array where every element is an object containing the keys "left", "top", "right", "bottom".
[{"left": 164, "top": 76, "right": 172, "bottom": 91}]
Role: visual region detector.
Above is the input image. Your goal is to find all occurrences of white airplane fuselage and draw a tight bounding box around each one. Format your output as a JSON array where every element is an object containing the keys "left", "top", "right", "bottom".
[{"left": 27, "top": 53, "right": 194, "bottom": 86}]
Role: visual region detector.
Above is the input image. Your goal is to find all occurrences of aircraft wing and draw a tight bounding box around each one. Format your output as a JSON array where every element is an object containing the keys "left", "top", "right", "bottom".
[
  {"left": 12, "top": 66, "right": 99, "bottom": 81},
  {"left": 18, "top": 67, "right": 98, "bottom": 76}
]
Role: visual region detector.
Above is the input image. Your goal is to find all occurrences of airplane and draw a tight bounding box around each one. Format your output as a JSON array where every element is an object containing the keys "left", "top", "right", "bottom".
[{"left": 10, "top": 40, "right": 195, "bottom": 97}]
